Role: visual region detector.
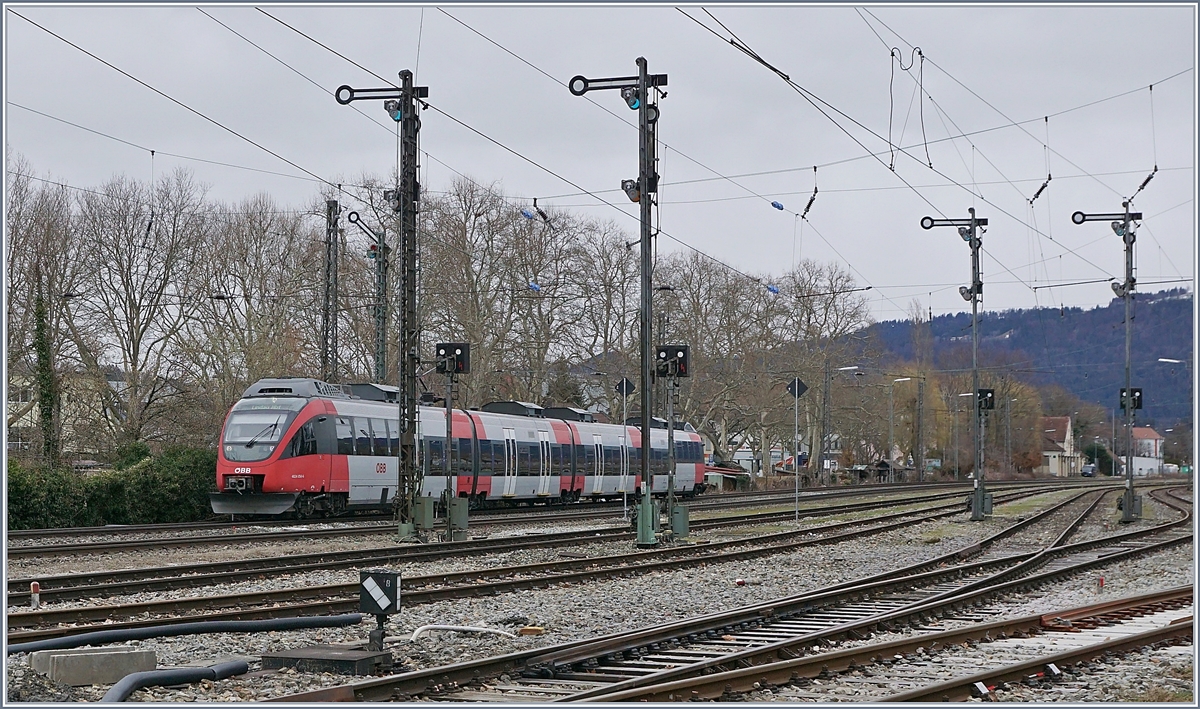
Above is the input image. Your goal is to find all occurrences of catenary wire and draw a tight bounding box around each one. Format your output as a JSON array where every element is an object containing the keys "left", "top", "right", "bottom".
[{"left": 8, "top": 9, "right": 339, "bottom": 189}]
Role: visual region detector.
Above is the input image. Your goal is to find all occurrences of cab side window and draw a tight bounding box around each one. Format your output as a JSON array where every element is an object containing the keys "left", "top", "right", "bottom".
[
  {"left": 282, "top": 418, "right": 318, "bottom": 459},
  {"left": 336, "top": 417, "right": 355, "bottom": 455}
]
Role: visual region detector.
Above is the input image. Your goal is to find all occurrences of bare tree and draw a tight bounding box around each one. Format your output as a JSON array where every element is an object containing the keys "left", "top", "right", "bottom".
[{"left": 68, "top": 169, "right": 205, "bottom": 449}]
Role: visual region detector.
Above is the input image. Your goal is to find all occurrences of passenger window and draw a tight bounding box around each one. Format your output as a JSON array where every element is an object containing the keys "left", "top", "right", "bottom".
[
  {"left": 388, "top": 420, "right": 400, "bottom": 456},
  {"left": 371, "top": 418, "right": 389, "bottom": 456},
  {"left": 336, "top": 417, "right": 354, "bottom": 455},
  {"left": 428, "top": 438, "right": 444, "bottom": 473},
  {"left": 354, "top": 417, "right": 371, "bottom": 456},
  {"left": 456, "top": 437, "right": 472, "bottom": 475},
  {"left": 478, "top": 438, "right": 493, "bottom": 473}
]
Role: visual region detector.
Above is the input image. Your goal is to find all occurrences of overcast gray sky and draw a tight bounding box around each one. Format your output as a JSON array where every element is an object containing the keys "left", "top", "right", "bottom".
[{"left": 5, "top": 3, "right": 1196, "bottom": 323}]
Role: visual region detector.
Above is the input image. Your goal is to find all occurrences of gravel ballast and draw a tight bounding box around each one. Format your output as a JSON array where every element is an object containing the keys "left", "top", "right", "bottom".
[{"left": 6, "top": 487, "right": 1190, "bottom": 702}]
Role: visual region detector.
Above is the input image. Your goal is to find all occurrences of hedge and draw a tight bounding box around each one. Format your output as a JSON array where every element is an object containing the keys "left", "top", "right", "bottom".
[{"left": 6, "top": 447, "right": 218, "bottom": 530}]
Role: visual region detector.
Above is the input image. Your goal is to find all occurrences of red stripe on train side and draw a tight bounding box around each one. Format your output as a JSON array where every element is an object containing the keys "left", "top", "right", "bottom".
[{"left": 467, "top": 411, "right": 492, "bottom": 496}]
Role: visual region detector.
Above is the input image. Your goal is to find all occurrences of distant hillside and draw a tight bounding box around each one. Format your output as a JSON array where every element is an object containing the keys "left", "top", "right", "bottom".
[{"left": 863, "top": 289, "right": 1194, "bottom": 426}]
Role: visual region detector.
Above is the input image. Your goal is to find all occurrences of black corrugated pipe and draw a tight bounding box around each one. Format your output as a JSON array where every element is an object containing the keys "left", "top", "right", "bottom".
[
  {"left": 101, "top": 660, "right": 248, "bottom": 702},
  {"left": 7, "top": 614, "right": 362, "bottom": 655}
]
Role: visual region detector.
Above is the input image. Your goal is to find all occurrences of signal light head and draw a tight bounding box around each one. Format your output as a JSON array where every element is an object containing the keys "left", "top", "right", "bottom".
[
  {"left": 621, "top": 87, "right": 641, "bottom": 110},
  {"left": 959, "top": 285, "right": 972, "bottom": 301},
  {"left": 621, "top": 179, "right": 641, "bottom": 203},
  {"left": 384, "top": 100, "right": 403, "bottom": 122}
]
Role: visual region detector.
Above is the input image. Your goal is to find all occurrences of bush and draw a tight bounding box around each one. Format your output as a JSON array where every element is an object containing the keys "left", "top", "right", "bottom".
[
  {"left": 6, "top": 448, "right": 218, "bottom": 530},
  {"left": 113, "top": 441, "right": 152, "bottom": 470}
]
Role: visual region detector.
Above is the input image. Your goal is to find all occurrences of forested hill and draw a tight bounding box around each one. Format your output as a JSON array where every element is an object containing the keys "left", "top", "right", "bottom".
[{"left": 863, "top": 289, "right": 1194, "bottom": 426}]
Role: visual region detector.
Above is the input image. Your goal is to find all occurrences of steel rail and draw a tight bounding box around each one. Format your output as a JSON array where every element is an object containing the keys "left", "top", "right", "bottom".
[
  {"left": 5, "top": 481, "right": 979, "bottom": 540},
  {"left": 5, "top": 486, "right": 985, "bottom": 559},
  {"left": 6, "top": 486, "right": 1025, "bottom": 606},
  {"left": 4, "top": 482, "right": 953, "bottom": 539},
  {"left": 7, "top": 494, "right": 1005, "bottom": 642},
  {"left": 881, "top": 617, "right": 1193, "bottom": 702},
  {"left": 561, "top": 489, "right": 1192, "bottom": 702},
  {"left": 267, "top": 484, "right": 1137, "bottom": 700},
  {"left": 564, "top": 586, "right": 1193, "bottom": 702}
]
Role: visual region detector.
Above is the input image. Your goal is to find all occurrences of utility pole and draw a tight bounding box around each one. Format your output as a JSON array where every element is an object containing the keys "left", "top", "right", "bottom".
[
  {"left": 1072, "top": 204, "right": 1143, "bottom": 521},
  {"left": 819, "top": 357, "right": 832, "bottom": 487},
  {"left": 889, "top": 377, "right": 911, "bottom": 483},
  {"left": 922, "top": 210, "right": 991, "bottom": 519},
  {"left": 320, "top": 200, "right": 340, "bottom": 383},
  {"left": 346, "top": 211, "right": 389, "bottom": 383},
  {"left": 1005, "top": 398, "right": 1013, "bottom": 475},
  {"left": 914, "top": 378, "right": 925, "bottom": 482},
  {"left": 571, "top": 58, "right": 667, "bottom": 548},
  {"left": 336, "top": 70, "right": 429, "bottom": 540},
  {"left": 955, "top": 391, "right": 974, "bottom": 481}
]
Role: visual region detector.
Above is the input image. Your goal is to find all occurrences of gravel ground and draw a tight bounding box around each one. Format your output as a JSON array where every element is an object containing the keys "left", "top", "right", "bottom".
[
  {"left": 4, "top": 519, "right": 398, "bottom": 548},
  {"left": 6, "top": 488, "right": 1189, "bottom": 703},
  {"left": 7, "top": 504, "right": 945, "bottom": 614},
  {"left": 5, "top": 520, "right": 625, "bottom": 579},
  {"left": 744, "top": 544, "right": 1195, "bottom": 702}
]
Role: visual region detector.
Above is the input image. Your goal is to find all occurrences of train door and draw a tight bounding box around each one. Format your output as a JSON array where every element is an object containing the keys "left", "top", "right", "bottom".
[
  {"left": 617, "top": 434, "right": 630, "bottom": 493},
  {"left": 502, "top": 428, "right": 518, "bottom": 497},
  {"left": 537, "top": 430, "right": 552, "bottom": 496},
  {"left": 590, "top": 434, "right": 604, "bottom": 494}
]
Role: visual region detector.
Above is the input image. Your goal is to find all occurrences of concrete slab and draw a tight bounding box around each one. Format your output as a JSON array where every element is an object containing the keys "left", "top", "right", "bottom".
[
  {"left": 261, "top": 646, "right": 392, "bottom": 675},
  {"left": 30, "top": 646, "right": 157, "bottom": 686}
]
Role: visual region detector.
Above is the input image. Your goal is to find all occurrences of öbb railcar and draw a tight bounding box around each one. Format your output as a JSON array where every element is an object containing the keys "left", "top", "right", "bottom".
[{"left": 210, "top": 378, "right": 706, "bottom": 517}]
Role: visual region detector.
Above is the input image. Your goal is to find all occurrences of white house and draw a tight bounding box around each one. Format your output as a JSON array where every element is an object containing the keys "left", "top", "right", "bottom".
[
  {"left": 1130, "top": 426, "right": 1166, "bottom": 476},
  {"left": 1038, "top": 416, "right": 1082, "bottom": 477}
]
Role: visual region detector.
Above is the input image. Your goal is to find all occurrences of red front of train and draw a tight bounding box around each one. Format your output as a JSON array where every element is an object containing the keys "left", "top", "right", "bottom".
[{"left": 213, "top": 391, "right": 344, "bottom": 516}]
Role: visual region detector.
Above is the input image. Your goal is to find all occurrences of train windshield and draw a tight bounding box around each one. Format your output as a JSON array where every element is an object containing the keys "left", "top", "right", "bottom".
[{"left": 222, "top": 398, "right": 306, "bottom": 462}]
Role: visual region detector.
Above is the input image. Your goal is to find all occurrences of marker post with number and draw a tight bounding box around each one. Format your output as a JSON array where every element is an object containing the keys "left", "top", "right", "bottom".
[{"left": 360, "top": 569, "right": 400, "bottom": 651}]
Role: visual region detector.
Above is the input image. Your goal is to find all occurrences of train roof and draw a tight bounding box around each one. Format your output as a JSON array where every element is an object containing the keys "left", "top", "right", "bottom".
[
  {"left": 480, "top": 401, "right": 545, "bottom": 417},
  {"left": 541, "top": 406, "right": 597, "bottom": 422},
  {"left": 242, "top": 378, "right": 351, "bottom": 399}
]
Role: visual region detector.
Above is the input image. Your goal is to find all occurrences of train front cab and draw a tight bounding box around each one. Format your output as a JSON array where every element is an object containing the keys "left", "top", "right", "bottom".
[{"left": 212, "top": 397, "right": 338, "bottom": 516}]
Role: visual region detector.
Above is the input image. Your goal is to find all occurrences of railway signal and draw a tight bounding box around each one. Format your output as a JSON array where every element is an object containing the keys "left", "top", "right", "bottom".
[
  {"left": 435, "top": 343, "right": 470, "bottom": 541},
  {"left": 435, "top": 343, "right": 470, "bottom": 375},
  {"left": 656, "top": 344, "right": 691, "bottom": 537},
  {"left": 1075, "top": 203, "right": 1143, "bottom": 522},
  {"left": 921, "top": 209, "right": 991, "bottom": 520},
  {"left": 787, "top": 377, "right": 809, "bottom": 522},
  {"left": 572, "top": 58, "right": 667, "bottom": 549},
  {"left": 655, "top": 345, "right": 689, "bottom": 378}
]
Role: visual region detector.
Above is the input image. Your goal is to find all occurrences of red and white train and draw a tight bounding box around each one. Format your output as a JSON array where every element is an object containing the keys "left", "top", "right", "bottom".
[{"left": 210, "top": 378, "right": 707, "bottom": 517}]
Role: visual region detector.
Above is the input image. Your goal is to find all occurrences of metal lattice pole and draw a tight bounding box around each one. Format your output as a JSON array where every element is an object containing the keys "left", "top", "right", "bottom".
[
  {"left": 321, "top": 200, "right": 339, "bottom": 383},
  {"left": 397, "top": 70, "right": 423, "bottom": 538}
]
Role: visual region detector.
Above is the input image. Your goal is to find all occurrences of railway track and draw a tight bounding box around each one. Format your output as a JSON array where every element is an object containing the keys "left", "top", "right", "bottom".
[
  {"left": 2, "top": 486, "right": 947, "bottom": 559},
  {"left": 8, "top": 490, "right": 1030, "bottom": 643},
  {"left": 5, "top": 485, "right": 1060, "bottom": 606},
  {"left": 579, "top": 587, "right": 1194, "bottom": 702},
  {"left": 3, "top": 485, "right": 907, "bottom": 541},
  {"left": 266, "top": 486, "right": 1190, "bottom": 702},
  {"left": 4, "top": 479, "right": 1107, "bottom": 555}
]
